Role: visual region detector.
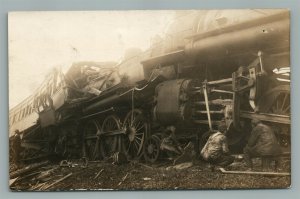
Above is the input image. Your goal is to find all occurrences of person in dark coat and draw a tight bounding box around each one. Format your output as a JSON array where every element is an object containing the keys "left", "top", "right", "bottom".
[
  {"left": 243, "top": 119, "right": 281, "bottom": 169},
  {"left": 201, "top": 123, "right": 234, "bottom": 167},
  {"left": 12, "top": 130, "right": 22, "bottom": 167}
]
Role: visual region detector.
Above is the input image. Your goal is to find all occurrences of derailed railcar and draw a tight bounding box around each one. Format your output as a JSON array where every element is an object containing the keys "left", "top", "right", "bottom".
[{"left": 9, "top": 10, "right": 290, "bottom": 164}]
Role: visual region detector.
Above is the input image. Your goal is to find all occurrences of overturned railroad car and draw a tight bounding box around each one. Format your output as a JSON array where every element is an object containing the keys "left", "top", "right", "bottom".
[{"left": 9, "top": 10, "right": 290, "bottom": 163}]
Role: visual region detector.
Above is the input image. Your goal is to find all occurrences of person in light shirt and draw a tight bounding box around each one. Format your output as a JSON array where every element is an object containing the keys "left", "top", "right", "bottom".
[{"left": 201, "top": 123, "right": 234, "bottom": 167}]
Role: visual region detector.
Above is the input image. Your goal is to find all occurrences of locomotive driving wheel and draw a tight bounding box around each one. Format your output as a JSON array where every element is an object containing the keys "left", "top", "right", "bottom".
[
  {"left": 257, "top": 85, "right": 290, "bottom": 148},
  {"left": 123, "top": 109, "right": 148, "bottom": 159},
  {"left": 267, "top": 88, "right": 290, "bottom": 115},
  {"left": 143, "top": 134, "right": 161, "bottom": 163},
  {"left": 83, "top": 120, "right": 101, "bottom": 160},
  {"left": 100, "top": 115, "right": 121, "bottom": 159}
]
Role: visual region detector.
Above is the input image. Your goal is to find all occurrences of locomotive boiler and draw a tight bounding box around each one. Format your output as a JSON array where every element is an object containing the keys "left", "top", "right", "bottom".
[{"left": 9, "top": 9, "right": 290, "bottom": 164}]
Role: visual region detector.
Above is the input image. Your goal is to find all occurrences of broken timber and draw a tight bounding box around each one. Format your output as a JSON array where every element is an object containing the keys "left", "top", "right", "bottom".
[
  {"left": 42, "top": 172, "right": 73, "bottom": 190},
  {"left": 118, "top": 172, "right": 129, "bottom": 186},
  {"left": 94, "top": 169, "right": 104, "bottom": 179},
  {"left": 10, "top": 161, "right": 49, "bottom": 179},
  {"left": 219, "top": 168, "right": 290, "bottom": 176},
  {"left": 138, "top": 163, "right": 154, "bottom": 170}
]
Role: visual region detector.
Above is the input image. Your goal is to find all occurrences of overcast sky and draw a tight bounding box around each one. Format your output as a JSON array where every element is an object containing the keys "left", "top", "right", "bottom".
[{"left": 9, "top": 11, "right": 175, "bottom": 109}]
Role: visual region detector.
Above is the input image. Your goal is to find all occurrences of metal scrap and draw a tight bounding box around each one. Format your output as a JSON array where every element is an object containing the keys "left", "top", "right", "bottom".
[
  {"left": 173, "top": 142, "right": 196, "bottom": 165},
  {"left": 59, "top": 160, "right": 71, "bottom": 167},
  {"left": 80, "top": 157, "right": 88, "bottom": 168}
]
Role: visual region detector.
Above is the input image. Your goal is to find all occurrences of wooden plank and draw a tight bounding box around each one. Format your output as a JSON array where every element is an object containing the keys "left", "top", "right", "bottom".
[{"left": 219, "top": 168, "right": 290, "bottom": 176}]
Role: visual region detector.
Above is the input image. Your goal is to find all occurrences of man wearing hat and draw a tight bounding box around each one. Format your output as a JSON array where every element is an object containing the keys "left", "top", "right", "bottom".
[
  {"left": 243, "top": 119, "right": 281, "bottom": 169},
  {"left": 201, "top": 123, "right": 234, "bottom": 167}
]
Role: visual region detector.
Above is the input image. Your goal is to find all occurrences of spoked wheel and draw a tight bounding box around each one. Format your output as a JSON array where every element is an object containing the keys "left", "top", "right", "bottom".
[
  {"left": 143, "top": 135, "right": 161, "bottom": 163},
  {"left": 268, "top": 88, "right": 290, "bottom": 148},
  {"left": 268, "top": 89, "right": 290, "bottom": 115},
  {"left": 123, "top": 109, "right": 148, "bottom": 159},
  {"left": 100, "top": 115, "right": 121, "bottom": 159},
  {"left": 83, "top": 120, "right": 101, "bottom": 160},
  {"left": 257, "top": 85, "right": 291, "bottom": 148}
]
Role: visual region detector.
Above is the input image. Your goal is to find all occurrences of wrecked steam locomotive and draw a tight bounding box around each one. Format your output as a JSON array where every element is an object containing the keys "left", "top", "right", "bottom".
[{"left": 9, "top": 10, "right": 290, "bottom": 163}]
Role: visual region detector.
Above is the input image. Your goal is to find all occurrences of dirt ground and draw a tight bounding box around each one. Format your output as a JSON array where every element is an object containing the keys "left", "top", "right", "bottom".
[{"left": 10, "top": 156, "right": 291, "bottom": 191}]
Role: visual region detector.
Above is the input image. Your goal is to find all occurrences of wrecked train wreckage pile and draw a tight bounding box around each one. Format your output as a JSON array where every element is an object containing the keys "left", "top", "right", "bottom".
[{"left": 9, "top": 10, "right": 290, "bottom": 173}]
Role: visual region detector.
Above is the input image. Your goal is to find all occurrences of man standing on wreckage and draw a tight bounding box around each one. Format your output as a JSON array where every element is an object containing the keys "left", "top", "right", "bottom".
[{"left": 11, "top": 130, "right": 22, "bottom": 168}]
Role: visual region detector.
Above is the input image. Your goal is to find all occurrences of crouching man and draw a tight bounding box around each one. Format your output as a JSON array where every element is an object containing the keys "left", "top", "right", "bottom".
[
  {"left": 243, "top": 119, "right": 281, "bottom": 170},
  {"left": 200, "top": 124, "right": 234, "bottom": 167}
]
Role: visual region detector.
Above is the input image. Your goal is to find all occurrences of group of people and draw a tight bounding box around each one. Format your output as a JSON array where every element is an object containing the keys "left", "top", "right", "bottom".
[{"left": 200, "top": 119, "right": 281, "bottom": 170}]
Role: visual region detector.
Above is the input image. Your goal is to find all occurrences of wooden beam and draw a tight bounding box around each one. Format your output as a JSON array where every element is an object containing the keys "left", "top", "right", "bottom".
[
  {"left": 219, "top": 168, "right": 290, "bottom": 176},
  {"left": 240, "top": 111, "right": 290, "bottom": 125},
  {"left": 194, "top": 99, "right": 232, "bottom": 105}
]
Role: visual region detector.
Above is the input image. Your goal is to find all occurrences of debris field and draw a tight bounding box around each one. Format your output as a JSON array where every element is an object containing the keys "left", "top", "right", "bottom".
[{"left": 9, "top": 156, "right": 291, "bottom": 191}]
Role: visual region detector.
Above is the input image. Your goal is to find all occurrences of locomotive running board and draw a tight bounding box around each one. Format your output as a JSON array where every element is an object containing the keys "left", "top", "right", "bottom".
[
  {"left": 141, "top": 50, "right": 185, "bottom": 67},
  {"left": 240, "top": 111, "right": 290, "bottom": 125}
]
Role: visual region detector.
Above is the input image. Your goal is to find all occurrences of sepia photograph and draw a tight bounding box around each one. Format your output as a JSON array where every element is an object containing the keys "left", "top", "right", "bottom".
[{"left": 8, "top": 10, "right": 291, "bottom": 191}]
